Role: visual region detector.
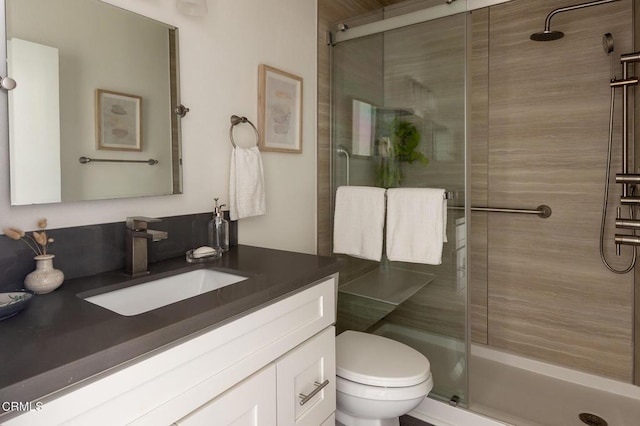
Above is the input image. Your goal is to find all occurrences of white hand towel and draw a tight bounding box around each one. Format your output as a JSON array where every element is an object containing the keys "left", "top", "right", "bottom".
[
  {"left": 333, "top": 186, "right": 386, "bottom": 262},
  {"left": 386, "top": 188, "right": 447, "bottom": 265},
  {"left": 229, "top": 146, "right": 266, "bottom": 221}
]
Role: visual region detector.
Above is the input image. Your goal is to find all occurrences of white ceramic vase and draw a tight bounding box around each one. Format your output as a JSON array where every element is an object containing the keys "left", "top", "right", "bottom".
[{"left": 24, "top": 254, "right": 64, "bottom": 294}]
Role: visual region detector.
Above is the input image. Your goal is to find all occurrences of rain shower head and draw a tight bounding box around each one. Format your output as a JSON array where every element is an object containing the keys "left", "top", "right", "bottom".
[
  {"left": 530, "top": 0, "right": 620, "bottom": 42},
  {"left": 530, "top": 30, "right": 564, "bottom": 42}
]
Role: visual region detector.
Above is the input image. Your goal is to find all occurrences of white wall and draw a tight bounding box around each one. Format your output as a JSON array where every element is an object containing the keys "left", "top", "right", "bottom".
[{"left": 0, "top": 0, "right": 318, "bottom": 254}]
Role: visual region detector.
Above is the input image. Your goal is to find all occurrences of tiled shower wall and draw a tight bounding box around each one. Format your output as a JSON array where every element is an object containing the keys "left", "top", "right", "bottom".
[
  {"left": 470, "top": 0, "right": 634, "bottom": 382},
  {"left": 319, "top": 0, "right": 636, "bottom": 383}
]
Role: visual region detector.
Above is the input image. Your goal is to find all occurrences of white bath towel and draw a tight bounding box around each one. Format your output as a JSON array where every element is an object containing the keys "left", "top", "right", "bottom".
[
  {"left": 333, "top": 186, "right": 387, "bottom": 261},
  {"left": 229, "top": 146, "right": 266, "bottom": 221},
  {"left": 386, "top": 188, "right": 447, "bottom": 265}
]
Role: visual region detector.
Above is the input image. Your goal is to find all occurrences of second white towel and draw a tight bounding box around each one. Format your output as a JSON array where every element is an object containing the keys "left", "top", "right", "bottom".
[
  {"left": 386, "top": 188, "right": 447, "bottom": 265},
  {"left": 333, "top": 186, "right": 387, "bottom": 261}
]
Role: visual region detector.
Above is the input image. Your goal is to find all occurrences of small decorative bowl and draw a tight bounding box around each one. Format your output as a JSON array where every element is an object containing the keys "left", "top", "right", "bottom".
[{"left": 0, "top": 290, "right": 34, "bottom": 321}]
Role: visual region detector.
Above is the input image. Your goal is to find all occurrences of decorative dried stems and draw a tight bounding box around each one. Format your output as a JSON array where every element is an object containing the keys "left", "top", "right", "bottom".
[{"left": 3, "top": 218, "right": 54, "bottom": 256}]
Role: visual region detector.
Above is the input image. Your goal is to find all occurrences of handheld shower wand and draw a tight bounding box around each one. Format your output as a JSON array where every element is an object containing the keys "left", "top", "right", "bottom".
[{"left": 603, "top": 50, "right": 640, "bottom": 273}]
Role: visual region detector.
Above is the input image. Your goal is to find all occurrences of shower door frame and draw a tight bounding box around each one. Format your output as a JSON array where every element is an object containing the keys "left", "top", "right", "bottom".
[
  {"left": 635, "top": 0, "right": 640, "bottom": 387},
  {"left": 332, "top": 0, "right": 516, "bottom": 44}
]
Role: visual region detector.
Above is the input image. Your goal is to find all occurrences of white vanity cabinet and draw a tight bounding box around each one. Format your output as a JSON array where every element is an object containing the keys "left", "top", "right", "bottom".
[
  {"left": 4, "top": 274, "right": 337, "bottom": 426},
  {"left": 175, "top": 326, "right": 335, "bottom": 426}
]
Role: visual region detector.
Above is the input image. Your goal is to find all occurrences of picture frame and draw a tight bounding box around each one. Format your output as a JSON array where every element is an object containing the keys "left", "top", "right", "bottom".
[
  {"left": 95, "top": 89, "right": 142, "bottom": 151},
  {"left": 258, "top": 64, "right": 303, "bottom": 153}
]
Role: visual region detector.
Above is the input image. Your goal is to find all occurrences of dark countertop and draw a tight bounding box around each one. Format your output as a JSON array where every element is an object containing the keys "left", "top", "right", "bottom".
[{"left": 0, "top": 245, "right": 339, "bottom": 413}]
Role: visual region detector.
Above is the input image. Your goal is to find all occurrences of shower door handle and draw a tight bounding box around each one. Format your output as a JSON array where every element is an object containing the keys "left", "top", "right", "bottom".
[{"left": 337, "top": 146, "right": 350, "bottom": 186}]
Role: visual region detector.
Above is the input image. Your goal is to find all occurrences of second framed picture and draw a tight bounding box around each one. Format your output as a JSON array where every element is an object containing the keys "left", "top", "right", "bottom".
[
  {"left": 96, "top": 89, "right": 142, "bottom": 151},
  {"left": 258, "top": 65, "right": 303, "bottom": 153}
]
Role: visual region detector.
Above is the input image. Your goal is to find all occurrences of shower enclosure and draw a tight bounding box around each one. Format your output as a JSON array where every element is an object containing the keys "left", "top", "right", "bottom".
[
  {"left": 330, "top": 5, "right": 469, "bottom": 404},
  {"left": 326, "top": 0, "right": 639, "bottom": 424}
]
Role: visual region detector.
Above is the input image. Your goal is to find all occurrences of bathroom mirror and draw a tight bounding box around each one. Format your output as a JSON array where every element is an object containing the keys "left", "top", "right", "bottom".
[{"left": 5, "top": 0, "right": 182, "bottom": 205}]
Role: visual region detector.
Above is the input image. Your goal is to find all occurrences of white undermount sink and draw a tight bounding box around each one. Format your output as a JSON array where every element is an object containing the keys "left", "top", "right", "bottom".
[{"left": 83, "top": 269, "right": 248, "bottom": 316}]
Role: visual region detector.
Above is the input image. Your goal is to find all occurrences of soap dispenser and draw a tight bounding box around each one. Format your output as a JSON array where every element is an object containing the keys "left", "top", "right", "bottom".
[{"left": 209, "top": 198, "right": 229, "bottom": 252}]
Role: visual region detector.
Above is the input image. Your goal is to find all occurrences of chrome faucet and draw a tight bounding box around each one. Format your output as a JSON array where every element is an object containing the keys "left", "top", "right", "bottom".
[{"left": 126, "top": 217, "right": 169, "bottom": 276}]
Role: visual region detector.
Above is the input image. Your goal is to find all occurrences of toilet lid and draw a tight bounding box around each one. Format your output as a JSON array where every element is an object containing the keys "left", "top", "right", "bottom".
[{"left": 336, "top": 330, "right": 431, "bottom": 387}]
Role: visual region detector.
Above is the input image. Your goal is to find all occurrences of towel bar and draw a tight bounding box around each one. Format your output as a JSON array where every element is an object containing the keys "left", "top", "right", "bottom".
[{"left": 79, "top": 156, "right": 158, "bottom": 165}]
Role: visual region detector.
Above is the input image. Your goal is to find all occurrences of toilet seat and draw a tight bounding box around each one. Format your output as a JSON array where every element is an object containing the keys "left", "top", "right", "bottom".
[
  {"left": 336, "top": 374, "right": 433, "bottom": 401},
  {"left": 336, "top": 331, "right": 431, "bottom": 387}
]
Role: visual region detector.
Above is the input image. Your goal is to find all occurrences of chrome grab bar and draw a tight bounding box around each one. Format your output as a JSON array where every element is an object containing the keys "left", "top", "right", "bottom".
[
  {"left": 336, "top": 146, "right": 350, "bottom": 186},
  {"left": 450, "top": 204, "right": 552, "bottom": 218}
]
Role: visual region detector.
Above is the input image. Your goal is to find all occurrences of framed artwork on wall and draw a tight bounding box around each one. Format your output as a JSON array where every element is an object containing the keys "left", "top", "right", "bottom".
[
  {"left": 96, "top": 89, "right": 142, "bottom": 151},
  {"left": 257, "top": 64, "right": 303, "bottom": 153}
]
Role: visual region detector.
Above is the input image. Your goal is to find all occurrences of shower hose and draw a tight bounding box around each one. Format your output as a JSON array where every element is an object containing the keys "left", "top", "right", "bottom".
[{"left": 600, "top": 86, "right": 637, "bottom": 273}]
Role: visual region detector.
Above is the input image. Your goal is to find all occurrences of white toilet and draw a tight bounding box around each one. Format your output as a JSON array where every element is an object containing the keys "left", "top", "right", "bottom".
[{"left": 335, "top": 330, "right": 433, "bottom": 426}]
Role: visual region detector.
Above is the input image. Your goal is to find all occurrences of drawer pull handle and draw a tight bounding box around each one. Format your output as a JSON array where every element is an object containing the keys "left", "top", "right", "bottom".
[{"left": 298, "top": 380, "right": 330, "bottom": 406}]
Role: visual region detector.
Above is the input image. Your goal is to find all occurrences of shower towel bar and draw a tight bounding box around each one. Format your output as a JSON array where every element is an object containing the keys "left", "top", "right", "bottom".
[
  {"left": 450, "top": 204, "right": 552, "bottom": 218},
  {"left": 79, "top": 156, "right": 158, "bottom": 165},
  {"left": 382, "top": 189, "right": 453, "bottom": 200}
]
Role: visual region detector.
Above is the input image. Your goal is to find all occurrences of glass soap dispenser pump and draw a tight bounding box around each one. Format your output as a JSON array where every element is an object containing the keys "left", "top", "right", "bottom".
[{"left": 209, "top": 198, "right": 229, "bottom": 252}]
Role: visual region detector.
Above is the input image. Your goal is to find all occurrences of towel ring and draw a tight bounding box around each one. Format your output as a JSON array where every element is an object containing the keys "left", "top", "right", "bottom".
[{"left": 229, "top": 115, "right": 259, "bottom": 148}]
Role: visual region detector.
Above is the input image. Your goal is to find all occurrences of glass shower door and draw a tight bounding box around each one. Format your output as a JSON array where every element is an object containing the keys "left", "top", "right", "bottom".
[{"left": 331, "top": 11, "right": 468, "bottom": 404}]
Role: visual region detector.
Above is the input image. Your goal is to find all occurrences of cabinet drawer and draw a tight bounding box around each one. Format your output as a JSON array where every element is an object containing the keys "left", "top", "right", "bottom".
[
  {"left": 174, "top": 366, "right": 276, "bottom": 426},
  {"left": 276, "top": 327, "right": 336, "bottom": 426}
]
